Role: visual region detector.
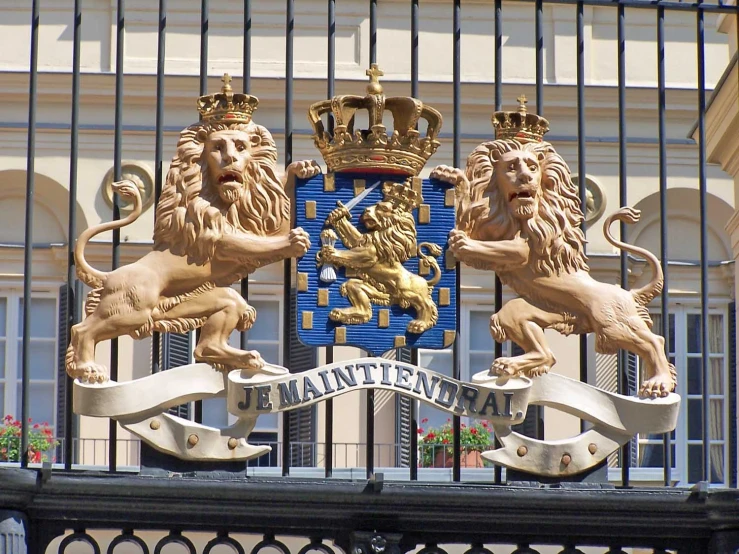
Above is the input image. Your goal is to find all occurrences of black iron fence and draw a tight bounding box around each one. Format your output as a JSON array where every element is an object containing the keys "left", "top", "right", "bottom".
[{"left": 4, "top": 0, "right": 739, "bottom": 551}]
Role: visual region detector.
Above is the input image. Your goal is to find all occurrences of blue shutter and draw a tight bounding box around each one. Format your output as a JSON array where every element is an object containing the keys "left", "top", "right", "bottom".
[
  {"left": 287, "top": 290, "right": 316, "bottom": 467},
  {"left": 160, "top": 332, "right": 192, "bottom": 419},
  {"left": 729, "top": 302, "right": 736, "bottom": 488}
]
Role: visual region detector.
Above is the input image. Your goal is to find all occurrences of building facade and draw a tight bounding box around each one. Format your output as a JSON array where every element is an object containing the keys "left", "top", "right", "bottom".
[{"left": 0, "top": 0, "right": 736, "bottom": 488}]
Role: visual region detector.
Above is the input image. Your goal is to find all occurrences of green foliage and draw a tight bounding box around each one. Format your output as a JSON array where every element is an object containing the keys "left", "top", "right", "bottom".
[
  {"left": 417, "top": 418, "right": 493, "bottom": 467},
  {"left": 0, "top": 416, "right": 58, "bottom": 463}
]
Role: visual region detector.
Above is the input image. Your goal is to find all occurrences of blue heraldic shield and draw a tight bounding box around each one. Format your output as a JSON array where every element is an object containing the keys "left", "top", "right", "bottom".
[{"left": 295, "top": 172, "right": 457, "bottom": 355}]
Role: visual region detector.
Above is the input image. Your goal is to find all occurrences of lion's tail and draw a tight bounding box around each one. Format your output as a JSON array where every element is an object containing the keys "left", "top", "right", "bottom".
[
  {"left": 76, "top": 180, "right": 143, "bottom": 288},
  {"left": 418, "top": 242, "right": 443, "bottom": 287},
  {"left": 603, "top": 207, "right": 663, "bottom": 306}
]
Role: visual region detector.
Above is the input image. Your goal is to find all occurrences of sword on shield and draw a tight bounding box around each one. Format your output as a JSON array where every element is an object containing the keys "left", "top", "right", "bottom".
[{"left": 318, "top": 180, "right": 382, "bottom": 284}]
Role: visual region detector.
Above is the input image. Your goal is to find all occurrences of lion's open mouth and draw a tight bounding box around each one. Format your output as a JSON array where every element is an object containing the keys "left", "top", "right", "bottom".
[
  {"left": 509, "top": 190, "right": 533, "bottom": 202},
  {"left": 218, "top": 170, "right": 244, "bottom": 186}
]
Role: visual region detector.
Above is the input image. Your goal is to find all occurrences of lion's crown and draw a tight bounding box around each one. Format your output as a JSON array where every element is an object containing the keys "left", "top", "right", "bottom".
[
  {"left": 492, "top": 95, "right": 550, "bottom": 143},
  {"left": 308, "top": 64, "right": 443, "bottom": 176},
  {"left": 197, "top": 74, "right": 259, "bottom": 124}
]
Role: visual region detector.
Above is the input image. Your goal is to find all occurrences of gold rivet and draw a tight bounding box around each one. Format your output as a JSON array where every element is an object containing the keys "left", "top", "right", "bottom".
[
  {"left": 335, "top": 327, "right": 346, "bottom": 344},
  {"left": 445, "top": 251, "right": 456, "bottom": 270},
  {"left": 588, "top": 443, "right": 597, "bottom": 455},
  {"left": 418, "top": 259, "right": 430, "bottom": 276},
  {"left": 411, "top": 176, "right": 423, "bottom": 194},
  {"left": 561, "top": 453, "right": 572, "bottom": 466},
  {"left": 394, "top": 336, "right": 406, "bottom": 348},
  {"left": 517, "top": 446, "right": 528, "bottom": 457},
  {"left": 353, "top": 179, "right": 366, "bottom": 196},
  {"left": 443, "top": 330, "right": 456, "bottom": 347},
  {"left": 444, "top": 188, "right": 455, "bottom": 207},
  {"left": 188, "top": 434, "right": 199, "bottom": 446},
  {"left": 228, "top": 438, "right": 239, "bottom": 450},
  {"left": 150, "top": 420, "right": 161, "bottom": 430},
  {"left": 418, "top": 204, "right": 430, "bottom": 224}
]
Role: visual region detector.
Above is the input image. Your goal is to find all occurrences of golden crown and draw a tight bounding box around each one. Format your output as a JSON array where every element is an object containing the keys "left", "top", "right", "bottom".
[
  {"left": 308, "top": 64, "right": 443, "bottom": 176},
  {"left": 381, "top": 181, "right": 423, "bottom": 211},
  {"left": 492, "top": 95, "right": 550, "bottom": 142},
  {"left": 197, "top": 74, "right": 259, "bottom": 124}
]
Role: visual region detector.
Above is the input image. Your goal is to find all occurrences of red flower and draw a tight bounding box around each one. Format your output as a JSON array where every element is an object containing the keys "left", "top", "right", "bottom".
[
  {"left": 470, "top": 428, "right": 478, "bottom": 435},
  {"left": 417, "top": 428, "right": 424, "bottom": 434},
  {"left": 421, "top": 418, "right": 428, "bottom": 424},
  {"left": 425, "top": 432, "right": 436, "bottom": 441},
  {"left": 442, "top": 438, "right": 449, "bottom": 444},
  {"left": 33, "top": 424, "right": 39, "bottom": 429}
]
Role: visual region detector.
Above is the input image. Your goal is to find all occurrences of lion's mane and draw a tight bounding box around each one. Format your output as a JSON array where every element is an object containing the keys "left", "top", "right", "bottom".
[
  {"left": 460, "top": 139, "right": 588, "bottom": 276},
  {"left": 362, "top": 206, "right": 418, "bottom": 263},
  {"left": 153, "top": 121, "right": 290, "bottom": 265}
]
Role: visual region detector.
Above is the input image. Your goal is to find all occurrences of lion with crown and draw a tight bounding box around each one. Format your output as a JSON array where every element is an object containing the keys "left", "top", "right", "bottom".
[
  {"left": 431, "top": 97, "right": 676, "bottom": 398},
  {"left": 317, "top": 181, "right": 443, "bottom": 333},
  {"left": 67, "top": 75, "right": 320, "bottom": 384}
]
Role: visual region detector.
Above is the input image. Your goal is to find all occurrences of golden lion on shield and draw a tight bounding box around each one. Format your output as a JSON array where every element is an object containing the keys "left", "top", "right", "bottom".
[
  {"left": 317, "top": 181, "right": 443, "bottom": 333},
  {"left": 431, "top": 126, "right": 676, "bottom": 398},
  {"left": 67, "top": 78, "right": 319, "bottom": 384}
]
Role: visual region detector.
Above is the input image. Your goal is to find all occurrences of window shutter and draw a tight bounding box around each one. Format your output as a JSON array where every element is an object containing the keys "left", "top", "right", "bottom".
[
  {"left": 627, "top": 351, "right": 639, "bottom": 467},
  {"left": 160, "top": 332, "right": 192, "bottom": 419},
  {"left": 395, "top": 348, "right": 413, "bottom": 468},
  {"left": 287, "top": 291, "right": 316, "bottom": 467},
  {"left": 510, "top": 343, "right": 542, "bottom": 439},
  {"left": 729, "top": 302, "right": 737, "bottom": 488},
  {"left": 56, "top": 285, "right": 70, "bottom": 454}
]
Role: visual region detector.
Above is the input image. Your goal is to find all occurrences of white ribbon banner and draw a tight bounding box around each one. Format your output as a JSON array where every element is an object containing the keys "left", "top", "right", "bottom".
[{"left": 73, "top": 358, "right": 679, "bottom": 476}]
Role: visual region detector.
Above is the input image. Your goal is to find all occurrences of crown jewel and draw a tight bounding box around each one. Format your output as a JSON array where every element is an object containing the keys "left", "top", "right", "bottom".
[
  {"left": 381, "top": 181, "right": 423, "bottom": 211},
  {"left": 197, "top": 73, "right": 259, "bottom": 124},
  {"left": 308, "top": 64, "right": 443, "bottom": 176},
  {"left": 492, "top": 95, "right": 550, "bottom": 143}
]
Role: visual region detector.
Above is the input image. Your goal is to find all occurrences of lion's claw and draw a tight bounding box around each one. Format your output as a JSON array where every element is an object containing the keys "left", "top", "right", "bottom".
[
  {"left": 287, "top": 160, "right": 322, "bottom": 180},
  {"left": 639, "top": 375, "right": 675, "bottom": 399},
  {"left": 73, "top": 362, "right": 109, "bottom": 384}
]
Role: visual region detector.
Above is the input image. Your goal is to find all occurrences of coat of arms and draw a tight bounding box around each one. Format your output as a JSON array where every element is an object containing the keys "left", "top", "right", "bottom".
[{"left": 295, "top": 65, "right": 456, "bottom": 354}]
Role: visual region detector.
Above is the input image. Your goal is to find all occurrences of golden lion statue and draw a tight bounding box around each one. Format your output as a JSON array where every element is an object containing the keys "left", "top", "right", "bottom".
[
  {"left": 317, "top": 182, "right": 443, "bottom": 333},
  {"left": 431, "top": 138, "right": 676, "bottom": 398},
  {"left": 67, "top": 118, "right": 319, "bottom": 384}
]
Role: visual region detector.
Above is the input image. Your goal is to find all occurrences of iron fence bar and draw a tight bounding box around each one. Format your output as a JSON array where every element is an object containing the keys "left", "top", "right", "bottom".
[
  {"left": 64, "top": 0, "right": 82, "bottom": 471},
  {"left": 617, "top": 0, "right": 631, "bottom": 487},
  {"left": 325, "top": 0, "right": 335, "bottom": 479},
  {"left": 110, "top": 0, "right": 125, "bottom": 473},
  {"left": 194, "top": 0, "right": 209, "bottom": 426},
  {"left": 20, "top": 0, "right": 40, "bottom": 469},
  {"left": 366, "top": 0, "right": 378, "bottom": 481},
  {"left": 240, "top": 0, "right": 251, "bottom": 354},
  {"left": 152, "top": 0, "right": 167, "bottom": 376},
  {"left": 282, "top": 0, "right": 295, "bottom": 478},
  {"left": 494, "top": 0, "right": 503, "bottom": 485},
  {"left": 657, "top": 3, "right": 672, "bottom": 486},
  {"left": 451, "top": 0, "right": 462, "bottom": 483},
  {"left": 577, "top": 0, "right": 588, "bottom": 435},
  {"left": 507, "top": 0, "right": 736, "bottom": 13},
  {"left": 409, "top": 0, "right": 419, "bottom": 481},
  {"left": 696, "top": 0, "right": 711, "bottom": 484},
  {"left": 536, "top": 0, "right": 543, "bottom": 115}
]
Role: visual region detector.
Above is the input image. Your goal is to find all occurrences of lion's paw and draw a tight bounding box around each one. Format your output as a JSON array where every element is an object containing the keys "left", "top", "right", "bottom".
[
  {"left": 288, "top": 160, "right": 322, "bottom": 180},
  {"left": 74, "top": 362, "right": 110, "bottom": 384},
  {"left": 639, "top": 374, "right": 675, "bottom": 399},
  {"left": 407, "top": 319, "right": 432, "bottom": 334},
  {"left": 525, "top": 365, "right": 551, "bottom": 377},
  {"left": 491, "top": 357, "right": 520, "bottom": 377},
  {"left": 430, "top": 165, "right": 465, "bottom": 186}
]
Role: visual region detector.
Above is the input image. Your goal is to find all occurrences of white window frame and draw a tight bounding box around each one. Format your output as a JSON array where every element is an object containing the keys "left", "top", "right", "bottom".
[
  {"left": 0, "top": 287, "right": 59, "bottom": 431},
  {"left": 630, "top": 302, "right": 730, "bottom": 486}
]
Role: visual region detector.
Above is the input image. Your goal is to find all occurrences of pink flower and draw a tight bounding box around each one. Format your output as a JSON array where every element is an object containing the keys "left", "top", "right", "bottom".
[
  {"left": 421, "top": 418, "right": 428, "bottom": 424},
  {"left": 417, "top": 428, "right": 424, "bottom": 434}
]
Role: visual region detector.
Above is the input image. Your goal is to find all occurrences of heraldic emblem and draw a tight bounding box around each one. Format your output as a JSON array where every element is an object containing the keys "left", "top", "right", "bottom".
[{"left": 295, "top": 64, "right": 457, "bottom": 354}]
